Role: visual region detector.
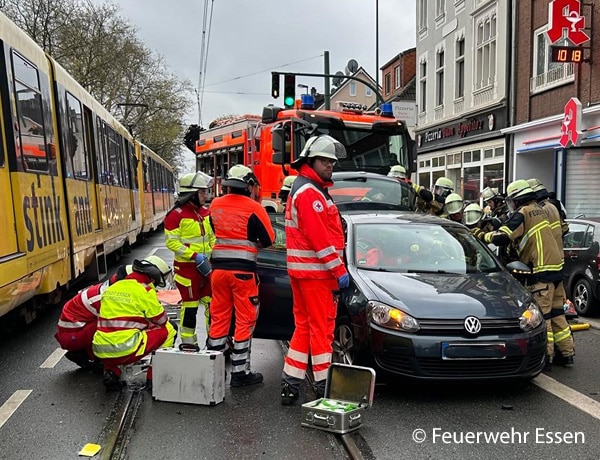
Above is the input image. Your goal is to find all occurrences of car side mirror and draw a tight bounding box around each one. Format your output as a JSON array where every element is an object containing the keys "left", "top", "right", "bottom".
[{"left": 506, "top": 261, "right": 532, "bottom": 275}]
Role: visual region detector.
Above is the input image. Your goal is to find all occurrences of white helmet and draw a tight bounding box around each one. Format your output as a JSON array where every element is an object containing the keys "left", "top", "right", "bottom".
[
  {"left": 280, "top": 175, "right": 297, "bottom": 192},
  {"left": 434, "top": 177, "right": 454, "bottom": 198},
  {"left": 291, "top": 134, "right": 347, "bottom": 170},
  {"left": 179, "top": 172, "right": 212, "bottom": 193},
  {"left": 222, "top": 164, "right": 259, "bottom": 189},
  {"left": 388, "top": 165, "right": 407, "bottom": 179},
  {"left": 133, "top": 255, "right": 172, "bottom": 287}
]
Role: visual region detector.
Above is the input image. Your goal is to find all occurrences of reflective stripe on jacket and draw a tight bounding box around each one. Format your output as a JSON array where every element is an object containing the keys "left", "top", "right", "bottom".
[
  {"left": 285, "top": 165, "right": 347, "bottom": 280},
  {"left": 487, "top": 201, "right": 563, "bottom": 275},
  {"left": 57, "top": 281, "right": 108, "bottom": 330},
  {"left": 92, "top": 275, "right": 168, "bottom": 359},
  {"left": 164, "top": 201, "right": 215, "bottom": 263},
  {"left": 209, "top": 193, "right": 274, "bottom": 272}
]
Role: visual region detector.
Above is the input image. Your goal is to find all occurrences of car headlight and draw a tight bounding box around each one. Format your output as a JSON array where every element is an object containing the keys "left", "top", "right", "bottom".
[
  {"left": 368, "top": 300, "right": 420, "bottom": 333},
  {"left": 519, "top": 302, "right": 544, "bottom": 331}
]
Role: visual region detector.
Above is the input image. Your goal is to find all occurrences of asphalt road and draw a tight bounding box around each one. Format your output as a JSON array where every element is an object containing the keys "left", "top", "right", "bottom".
[{"left": 1, "top": 230, "right": 599, "bottom": 460}]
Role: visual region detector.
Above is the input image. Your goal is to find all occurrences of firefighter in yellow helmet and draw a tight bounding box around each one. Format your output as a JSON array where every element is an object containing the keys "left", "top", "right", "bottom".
[
  {"left": 463, "top": 203, "right": 485, "bottom": 229},
  {"left": 93, "top": 256, "right": 177, "bottom": 391},
  {"left": 476, "top": 179, "right": 571, "bottom": 369},
  {"left": 443, "top": 193, "right": 464, "bottom": 222},
  {"left": 480, "top": 186, "right": 508, "bottom": 229},
  {"left": 164, "top": 172, "right": 215, "bottom": 346},
  {"left": 208, "top": 164, "right": 275, "bottom": 387},
  {"left": 413, "top": 176, "right": 454, "bottom": 216},
  {"left": 527, "top": 178, "right": 573, "bottom": 367}
]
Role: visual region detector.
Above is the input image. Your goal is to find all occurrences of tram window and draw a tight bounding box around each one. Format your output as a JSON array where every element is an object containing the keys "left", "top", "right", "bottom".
[
  {"left": 65, "top": 92, "right": 89, "bottom": 180},
  {"left": 12, "top": 52, "right": 48, "bottom": 173}
]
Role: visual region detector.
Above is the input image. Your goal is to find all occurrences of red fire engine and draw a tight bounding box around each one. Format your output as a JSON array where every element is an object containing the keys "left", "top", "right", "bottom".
[{"left": 195, "top": 98, "right": 415, "bottom": 211}]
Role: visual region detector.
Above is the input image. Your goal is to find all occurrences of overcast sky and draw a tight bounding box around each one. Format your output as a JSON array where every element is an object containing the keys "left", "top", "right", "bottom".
[{"left": 105, "top": 0, "right": 416, "bottom": 127}]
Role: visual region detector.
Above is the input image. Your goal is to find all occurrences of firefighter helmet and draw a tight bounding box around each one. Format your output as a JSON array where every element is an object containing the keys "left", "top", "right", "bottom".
[
  {"left": 132, "top": 255, "right": 172, "bottom": 287},
  {"left": 179, "top": 172, "right": 211, "bottom": 193},
  {"left": 291, "top": 134, "right": 347, "bottom": 170},
  {"left": 463, "top": 203, "right": 484, "bottom": 226},
  {"left": 388, "top": 165, "right": 407, "bottom": 179},
  {"left": 480, "top": 187, "right": 500, "bottom": 202},
  {"left": 280, "top": 175, "right": 297, "bottom": 192},
  {"left": 222, "top": 164, "right": 259, "bottom": 189},
  {"left": 434, "top": 177, "right": 454, "bottom": 198},
  {"left": 526, "top": 178, "right": 546, "bottom": 193},
  {"left": 506, "top": 179, "right": 534, "bottom": 199},
  {"left": 444, "top": 193, "right": 463, "bottom": 215}
]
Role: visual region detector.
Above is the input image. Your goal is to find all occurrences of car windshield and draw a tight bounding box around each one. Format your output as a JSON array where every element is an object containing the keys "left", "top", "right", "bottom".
[
  {"left": 330, "top": 176, "right": 415, "bottom": 211},
  {"left": 353, "top": 222, "right": 501, "bottom": 274}
]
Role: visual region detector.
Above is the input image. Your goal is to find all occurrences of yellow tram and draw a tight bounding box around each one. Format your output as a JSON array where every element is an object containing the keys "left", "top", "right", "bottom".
[{"left": 0, "top": 12, "right": 174, "bottom": 319}]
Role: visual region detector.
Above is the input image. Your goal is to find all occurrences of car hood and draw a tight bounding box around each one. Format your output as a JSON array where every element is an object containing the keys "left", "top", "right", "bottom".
[{"left": 355, "top": 270, "right": 530, "bottom": 319}]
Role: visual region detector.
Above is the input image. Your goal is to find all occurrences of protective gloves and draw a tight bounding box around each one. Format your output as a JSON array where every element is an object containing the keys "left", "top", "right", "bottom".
[
  {"left": 338, "top": 273, "right": 350, "bottom": 289},
  {"left": 195, "top": 254, "right": 206, "bottom": 265}
]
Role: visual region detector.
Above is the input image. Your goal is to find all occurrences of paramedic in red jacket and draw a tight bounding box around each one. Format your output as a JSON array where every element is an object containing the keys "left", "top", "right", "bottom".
[
  {"left": 280, "top": 134, "right": 349, "bottom": 405},
  {"left": 55, "top": 265, "right": 130, "bottom": 371},
  {"left": 207, "top": 165, "right": 275, "bottom": 388}
]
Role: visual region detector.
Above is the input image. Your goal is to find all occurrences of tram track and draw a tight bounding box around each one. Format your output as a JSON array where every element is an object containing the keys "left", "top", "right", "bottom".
[{"left": 99, "top": 340, "right": 373, "bottom": 460}]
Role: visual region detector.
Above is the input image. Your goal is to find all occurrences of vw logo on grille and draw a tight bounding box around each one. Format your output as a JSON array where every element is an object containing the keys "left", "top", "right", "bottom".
[{"left": 464, "top": 316, "right": 481, "bottom": 334}]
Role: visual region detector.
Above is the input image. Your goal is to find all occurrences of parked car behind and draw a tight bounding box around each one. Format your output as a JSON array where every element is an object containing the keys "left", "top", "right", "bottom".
[
  {"left": 255, "top": 211, "right": 546, "bottom": 381},
  {"left": 563, "top": 217, "right": 600, "bottom": 315}
]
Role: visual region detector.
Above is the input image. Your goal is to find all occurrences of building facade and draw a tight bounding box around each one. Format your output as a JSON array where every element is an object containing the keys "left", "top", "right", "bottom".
[
  {"left": 504, "top": 0, "right": 599, "bottom": 217},
  {"left": 414, "top": 0, "right": 510, "bottom": 202},
  {"left": 381, "top": 48, "right": 417, "bottom": 140}
]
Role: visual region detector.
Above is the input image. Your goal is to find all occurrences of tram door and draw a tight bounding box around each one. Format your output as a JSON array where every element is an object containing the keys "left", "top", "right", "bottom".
[{"left": 0, "top": 90, "right": 20, "bottom": 259}]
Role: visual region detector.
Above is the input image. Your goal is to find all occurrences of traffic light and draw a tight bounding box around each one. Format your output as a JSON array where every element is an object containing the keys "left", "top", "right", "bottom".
[
  {"left": 271, "top": 72, "right": 280, "bottom": 98},
  {"left": 283, "top": 74, "right": 296, "bottom": 108}
]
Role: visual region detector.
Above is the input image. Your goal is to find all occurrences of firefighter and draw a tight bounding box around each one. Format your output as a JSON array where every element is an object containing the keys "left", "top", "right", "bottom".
[
  {"left": 207, "top": 164, "right": 275, "bottom": 387},
  {"left": 280, "top": 134, "right": 349, "bottom": 405},
  {"left": 527, "top": 178, "right": 574, "bottom": 367},
  {"left": 278, "top": 175, "right": 297, "bottom": 210},
  {"left": 388, "top": 165, "right": 410, "bottom": 183},
  {"left": 478, "top": 180, "right": 571, "bottom": 369},
  {"left": 93, "top": 256, "right": 177, "bottom": 391},
  {"left": 164, "top": 172, "right": 215, "bottom": 345},
  {"left": 463, "top": 203, "right": 485, "bottom": 230},
  {"left": 413, "top": 177, "right": 453, "bottom": 215},
  {"left": 480, "top": 186, "right": 509, "bottom": 229},
  {"left": 55, "top": 265, "right": 130, "bottom": 372},
  {"left": 443, "top": 193, "right": 464, "bottom": 222}
]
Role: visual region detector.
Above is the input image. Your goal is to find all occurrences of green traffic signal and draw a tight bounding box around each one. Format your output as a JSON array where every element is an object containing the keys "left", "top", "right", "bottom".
[{"left": 284, "top": 95, "right": 295, "bottom": 107}]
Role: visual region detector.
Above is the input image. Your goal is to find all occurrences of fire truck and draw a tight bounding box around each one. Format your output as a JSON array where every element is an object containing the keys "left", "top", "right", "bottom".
[{"left": 195, "top": 97, "right": 415, "bottom": 211}]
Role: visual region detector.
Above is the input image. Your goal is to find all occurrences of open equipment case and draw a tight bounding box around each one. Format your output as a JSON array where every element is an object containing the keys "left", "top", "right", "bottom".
[{"left": 301, "top": 363, "right": 376, "bottom": 434}]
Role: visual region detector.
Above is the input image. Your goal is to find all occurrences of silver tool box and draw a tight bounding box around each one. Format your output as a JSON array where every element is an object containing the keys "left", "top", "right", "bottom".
[
  {"left": 151, "top": 346, "right": 225, "bottom": 406},
  {"left": 301, "top": 363, "right": 375, "bottom": 434}
]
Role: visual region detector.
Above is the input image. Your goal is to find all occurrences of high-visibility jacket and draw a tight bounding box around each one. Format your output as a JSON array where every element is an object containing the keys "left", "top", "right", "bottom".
[
  {"left": 285, "top": 164, "right": 347, "bottom": 280},
  {"left": 57, "top": 281, "right": 107, "bottom": 331},
  {"left": 164, "top": 201, "right": 215, "bottom": 264},
  {"left": 540, "top": 198, "right": 565, "bottom": 252},
  {"left": 209, "top": 193, "right": 274, "bottom": 272},
  {"left": 483, "top": 200, "right": 563, "bottom": 281},
  {"left": 92, "top": 273, "right": 169, "bottom": 359}
]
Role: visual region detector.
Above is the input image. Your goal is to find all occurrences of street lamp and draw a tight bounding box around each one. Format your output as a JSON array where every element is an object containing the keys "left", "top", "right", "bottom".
[
  {"left": 297, "top": 83, "right": 309, "bottom": 95},
  {"left": 375, "top": 0, "right": 379, "bottom": 98}
]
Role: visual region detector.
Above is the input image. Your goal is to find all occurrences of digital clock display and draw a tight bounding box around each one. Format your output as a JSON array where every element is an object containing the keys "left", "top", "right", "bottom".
[{"left": 551, "top": 46, "right": 584, "bottom": 63}]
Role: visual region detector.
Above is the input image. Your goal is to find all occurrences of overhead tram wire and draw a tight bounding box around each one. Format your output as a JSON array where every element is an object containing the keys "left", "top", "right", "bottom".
[
  {"left": 197, "top": 0, "right": 214, "bottom": 126},
  {"left": 201, "top": 54, "right": 324, "bottom": 89}
]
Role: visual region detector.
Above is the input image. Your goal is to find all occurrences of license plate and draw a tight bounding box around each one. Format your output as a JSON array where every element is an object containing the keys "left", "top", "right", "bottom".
[{"left": 441, "top": 342, "right": 507, "bottom": 360}]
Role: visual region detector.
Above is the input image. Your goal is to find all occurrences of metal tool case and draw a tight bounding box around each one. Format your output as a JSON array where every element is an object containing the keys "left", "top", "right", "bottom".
[
  {"left": 151, "top": 347, "right": 225, "bottom": 405},
  {"left": 301, "top": 363, "right": 375, "bottom": 434}
]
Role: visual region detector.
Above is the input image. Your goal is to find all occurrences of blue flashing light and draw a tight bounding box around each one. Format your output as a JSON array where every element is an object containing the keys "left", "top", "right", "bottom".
[
  {"left": 380, "top": 102, "right": 394, "bottom": 118},
  {"left": 300, "top": 94, "right": 314, "bottom": 109}
]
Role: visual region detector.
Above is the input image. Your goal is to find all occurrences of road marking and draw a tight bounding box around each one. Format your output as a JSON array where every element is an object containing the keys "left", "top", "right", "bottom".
[
  {"left": 40, "top": 348, "right": 67, "bottom": 368},
  {"left": 0, "top": 390, "right": 32, "bottom": 430},
  {"left": 534, "top": 373, "right": 600, "bottom": 420}
]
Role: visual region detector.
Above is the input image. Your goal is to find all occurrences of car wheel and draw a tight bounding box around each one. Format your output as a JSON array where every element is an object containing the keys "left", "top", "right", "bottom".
[
  {"left": 332, "top": 318, "right": 355, "bottom": 365},
  {"left": 572, "top": 278, "right": 597, "bottom": 316}
]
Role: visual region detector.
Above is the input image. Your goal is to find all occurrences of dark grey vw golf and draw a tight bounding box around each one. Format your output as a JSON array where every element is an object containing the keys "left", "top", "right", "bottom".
[{"left": 254, "top": 210, "right": 546, "bottom": 381}]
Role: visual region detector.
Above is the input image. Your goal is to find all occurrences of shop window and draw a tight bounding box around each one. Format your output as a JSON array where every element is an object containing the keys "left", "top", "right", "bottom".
[
  {"left": 484, "top": 148, "right": 493, "bottom": 159},
  {"left": 463, "top": 165, "right": 481, "bottom": 202},
  {"left": 483, "top": 162, "right": 504, "bottom": 194}
]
